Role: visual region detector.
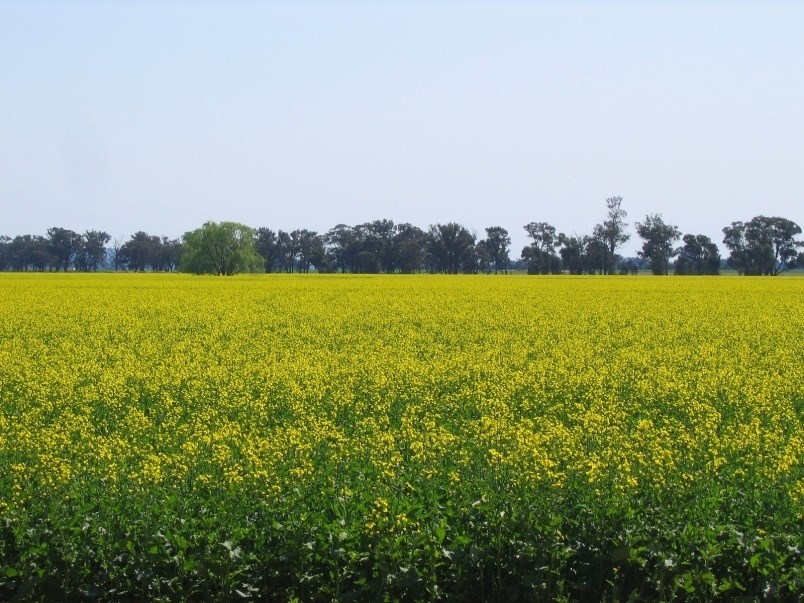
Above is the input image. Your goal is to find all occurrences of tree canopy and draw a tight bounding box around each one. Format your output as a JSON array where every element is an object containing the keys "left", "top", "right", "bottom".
[
  {"left": 635, "top": 214, "right": 681, "bottom": 275},
  {"left": 722, "top": 216, "right": 803, "bottom": 275},
  {"left": 675, "top": 234, "right": 721, "bottom": 275},
  {"left": 180, "top": 221, "right": 263, "bottom": 276}
]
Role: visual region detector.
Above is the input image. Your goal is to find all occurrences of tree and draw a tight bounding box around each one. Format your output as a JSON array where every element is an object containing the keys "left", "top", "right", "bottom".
[
  {"left": 523, "top": 222, "right": 558, "bottom": 252},
  {"left": 7, "top": 235, "right": 29, "bottom": 271},
  {"left": 358, "top": 219, "right": 396, "bottom": 273},
  {"left": 618, "top": 257, "right": 642, "bottom": 275},
  {"left": 255, "top": 228, "right": 281, "bottom": 273},
  {"left": 522, "top": 245, "right": 561, "bottom": 274},
  {"left": 675, "top": 234, "right": 721, "bottom": 275},
  {"left": 293, "top": 229, "right": 325, "bottom": 273},
  {"left": 325, "top": 224, "right": 358, "bottom": 273},
  {"left": 427, "top": 223, "right": 476, "bottom": 274},
  {"left": 391, "top": 223, "right": 425, "bottom": 274},
  {"left": 635, "top": 214, "right": 681, "bottom": 275},
  {"left": 47, "top": 227, "right": 82, "bottom": 271},
  {"left": 180, "top": 221, "right": 263, "bottom": 276},
  {"left": 473, "top": 240, "right": 493, "bottom": 273},
  {"left": 745, "top": 216, "right": 802, "bottom": 275},
  {"left": 723, "top": 216, "right": 803, "bottom": 275},
  {"left": 722, "top": 222, "right": 750, "bottom": 275},
  {"left": 6, "top": 234, "right": 56, "bottom": 271},
  {"left": 557, "top": 233, "right": 586, "bottom": 275},
  {"left": 119, "top": 232, "right": 158, "bottom": 272},
  {"left": 481, "top": 226, "right": 511, "bottom": 274},
  {"left": 151, "top": 237, "right": 182, "bottom": 272},
  {"left": 585, "top": 237, "right": 608, "bottom": 275},
  {"left": 593, "top": 196, "right": 630, "bottom": 275},
  {"left": 320, "top": 220, "right": 400, "bottom": 274},
  {"left": 353, "top": 250, "right": 381, "bottom": 273},
  {"left": 522, "top": 222, "right": 560, "bottom": 274},
  {"left": 350, "top": 225, "right": 382, "bottom": 273},
  {"left": 109, "top": 237, "right": 124, "bottom": 271},
  {"left": 275, "top": 230, "right": 299, "bottom": 273},
  {"left": 75, "top": 230, "right": 110, "bottom": 271}
]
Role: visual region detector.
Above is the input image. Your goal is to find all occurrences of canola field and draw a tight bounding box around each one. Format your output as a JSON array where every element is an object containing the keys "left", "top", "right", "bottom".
[{"left": 0, "top": 273, "right": 802, "bottom": 601}]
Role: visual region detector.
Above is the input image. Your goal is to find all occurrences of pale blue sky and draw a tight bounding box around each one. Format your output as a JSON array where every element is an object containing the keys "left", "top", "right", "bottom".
[{"left": 2, "top": 1, "right": 802, "bottom": 256}]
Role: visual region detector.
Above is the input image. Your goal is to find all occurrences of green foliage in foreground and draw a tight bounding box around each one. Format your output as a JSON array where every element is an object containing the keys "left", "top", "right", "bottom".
[{"left": 2, "top": 479, "right": 802, "bottom": 601}]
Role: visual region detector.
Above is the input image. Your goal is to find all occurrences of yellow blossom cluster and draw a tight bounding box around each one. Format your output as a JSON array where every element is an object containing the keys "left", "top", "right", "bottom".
[{"left": 0, "top": 272, "right": 802, "bottom": 534}]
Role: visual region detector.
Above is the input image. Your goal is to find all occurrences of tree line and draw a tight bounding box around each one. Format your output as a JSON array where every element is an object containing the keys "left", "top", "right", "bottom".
[{"left": 1, "top": 197, "right": 802, "bottom": 275}]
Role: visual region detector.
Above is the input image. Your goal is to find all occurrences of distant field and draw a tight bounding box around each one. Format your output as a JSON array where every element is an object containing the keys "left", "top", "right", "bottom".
[{"left": 1, "top": 273, "right": 802, "bottom": 601}]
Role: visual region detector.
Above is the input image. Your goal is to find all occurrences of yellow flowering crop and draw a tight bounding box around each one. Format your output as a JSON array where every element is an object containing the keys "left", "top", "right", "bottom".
[{"left": 0, "top": 272, "right": 802, "bottom": 600}]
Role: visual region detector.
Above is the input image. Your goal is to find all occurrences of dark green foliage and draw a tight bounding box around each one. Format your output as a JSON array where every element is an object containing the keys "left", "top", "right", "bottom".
[
  {"left": 427, "top": 223, "right": 477, "bottom": 274},
  {"left": 723, "top": 217, "right": 803, "bottom": 276},
  {"left": 635, "top": 214, "right": 681, "bottom": 275},
  {"left": 675, "top": 234, "right": 721, "bottom": 275},
  {"left": 479, "top": 227, "right": 511, "bottom": 274},
  {"left": 46, "top": 227, "right": 83, "bottom": 272},
  {"left": 2, "top": 474, "right": 801, "bottom": 601},
  {"left": 119, "top": 231, "right": 181, "bottom": 272},
  {"left": 74, "top": 230, "right": 111, "bottom": 272}
]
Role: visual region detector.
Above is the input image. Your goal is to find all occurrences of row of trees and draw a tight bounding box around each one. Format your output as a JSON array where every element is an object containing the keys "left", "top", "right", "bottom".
[
  {"left": 0, "top": 228, "right": 110, "bottom": 272},
  {"left": 2, "top": 198, "right": 802, "bottom": 275},
  {"left": 520, "top": 200, "right": 803, "bottom": 277},
  {"left": 168, "top": 204, "right": 804, "bottom": 277},
  {"left": 633, "top": 213, "right": 803, "bottom": 276},
  {"left": 186, "top": 221, "right": 513, "bottom": 276},
  {"left": 0, "top": 229, "right": 182, "bottom": 273}
]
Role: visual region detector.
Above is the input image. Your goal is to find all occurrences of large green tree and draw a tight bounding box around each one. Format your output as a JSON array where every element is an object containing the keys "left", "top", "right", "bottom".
[
  {"left": 522, "top": 222, "right": 560, "bottom": 274},
  {"left": 557, "top": 233, "right": 587, "bottom": 275},
  {"left": 293, "top": 229, "right": 326, "bottom": 274},
  {"left": 119, "top": 232, "right": 161, "bottom": 272},
  {"left": 6, "top": 235, "right": 41, "bottom": 271},
  {"left": 674, "top": 234, "right": 721, "bottom": 275},
  {"left": 275, "top": 230, "right": 299, "bottom": 273},
  {"left": 723, "top": 216, "right": 802, "bottom": 275},
  {"left": 426, "top": 223, "right": 476, "bottom": 274},
  {"left": 74, "top": 230, "right": 111, "bottom": 271},
  {"left": 46, "top": 227, "right": 82, "bottom": 271},
  {"left": 635, "top": 214, "right": 681, "bottom": 275},
  {"left": 391, "top": 223, "right": 425, "bottom": 274},
  {"left": 180, "top": 221, "right": 263, "bottom": 276},
  {"left": 482, "top": 226, "right": 511, "bottom": 274},
  {"left": 255, "top": 227, "right": 281, "bottom": 273}
]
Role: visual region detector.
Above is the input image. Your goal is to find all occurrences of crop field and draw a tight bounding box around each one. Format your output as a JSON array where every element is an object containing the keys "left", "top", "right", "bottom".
[{"left": 0, "top": 273, "right": 802, "bottom": 601}]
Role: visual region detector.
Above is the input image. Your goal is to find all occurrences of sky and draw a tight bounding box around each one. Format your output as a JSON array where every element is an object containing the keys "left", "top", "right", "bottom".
[{"left": 1, "top": 1, "right": 803, "bottom": 257}]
